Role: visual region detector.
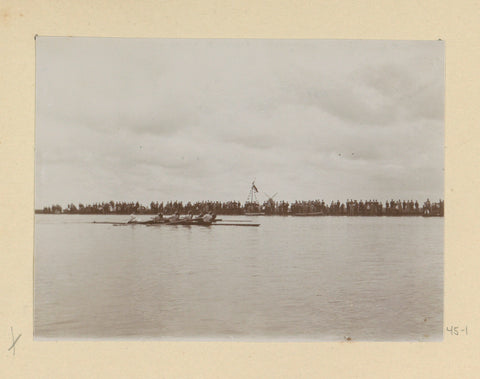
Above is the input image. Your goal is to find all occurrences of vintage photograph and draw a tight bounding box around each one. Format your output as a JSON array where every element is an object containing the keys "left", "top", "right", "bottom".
[{"left": 35, "top": 37, "right": 444, "bottom": 341}]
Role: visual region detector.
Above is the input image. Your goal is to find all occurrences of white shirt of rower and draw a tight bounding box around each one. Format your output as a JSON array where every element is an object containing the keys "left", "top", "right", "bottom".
[
  {"left": 202, "top": 213, "right": 213, "bottom": 222},
  {"left": 152, "top": 214, "right": 163, "bottom": 222}
]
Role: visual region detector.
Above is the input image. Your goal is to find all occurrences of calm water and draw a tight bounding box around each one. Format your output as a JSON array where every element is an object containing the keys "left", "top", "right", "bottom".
[{"left": 34, "top": 214, "right": 443, "bottom": 341}]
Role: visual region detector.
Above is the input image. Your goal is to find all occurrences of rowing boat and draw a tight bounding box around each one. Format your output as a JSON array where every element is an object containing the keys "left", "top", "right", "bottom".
[
  {"left": 94, "top": 220, "right": 210, "bottom": 226},
  {"left": 93, "top": 219, "right": 260, "bottom": 227},
  {"left": 147, "top": 222, "right": 260, "bottom": 227}
]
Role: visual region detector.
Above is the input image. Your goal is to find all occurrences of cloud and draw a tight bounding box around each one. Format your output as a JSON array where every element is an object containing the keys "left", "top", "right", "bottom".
[
  {"left": 35, "top": 38, "right": 444, "bottom": 207},
  {"left": 283, "top": 62, "right": 444, "bottom": 129}
]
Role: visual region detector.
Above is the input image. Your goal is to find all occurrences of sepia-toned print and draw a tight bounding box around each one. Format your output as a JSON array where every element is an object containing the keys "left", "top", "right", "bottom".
[{"left": 35, "top": 37, "right": 444, "bottom": 340}]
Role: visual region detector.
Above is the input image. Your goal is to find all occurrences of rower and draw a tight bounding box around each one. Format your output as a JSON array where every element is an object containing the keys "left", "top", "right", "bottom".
[
  {"left": 202, "top": 212, "right": 213, "bottom": 223},
  {"left": 152, "top": 213, "right": 164, "bottom": 223},
  {"left": 127, "top": 214, "right": 137, "bottom": 224},
  {"left": 168, "top": 213, "right": 180, "bottom": 223}
]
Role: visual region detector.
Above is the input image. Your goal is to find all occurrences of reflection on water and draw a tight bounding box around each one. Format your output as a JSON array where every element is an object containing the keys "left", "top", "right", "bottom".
[{"left": 34, "top": 214, "right": 443, "bottom": 341}]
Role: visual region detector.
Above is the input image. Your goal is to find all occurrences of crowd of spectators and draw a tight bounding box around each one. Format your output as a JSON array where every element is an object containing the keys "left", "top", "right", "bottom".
[
  {"left": 40, "top": 200, "right": 244, "bottom": 215},
  {"left": 38, "top": 199, "right": 444, "bottom": 217},
  {"left": 277, "top": 199, "right": 443, "bottom": 216}
]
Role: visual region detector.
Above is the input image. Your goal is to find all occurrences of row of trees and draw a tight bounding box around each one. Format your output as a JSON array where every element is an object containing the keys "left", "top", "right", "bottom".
[{"left": 37, "top": 198, "right": 444, "bottom": 216}]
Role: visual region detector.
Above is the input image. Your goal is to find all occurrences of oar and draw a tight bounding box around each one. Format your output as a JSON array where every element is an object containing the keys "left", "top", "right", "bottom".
[
  {"left": 93, "top": 221, "right": 135, "bottom": 225},
  {"left": 215, "top": 219, "right": 253, "bottom": 222}
]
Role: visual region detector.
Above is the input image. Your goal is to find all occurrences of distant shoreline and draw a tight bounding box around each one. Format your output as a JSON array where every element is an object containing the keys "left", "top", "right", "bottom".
[
  {"left": 35, "top": 212, "right": 443, "bottom": 218},
  {"left": 35, "top": 198, "right": 444, "bottom": 217}
]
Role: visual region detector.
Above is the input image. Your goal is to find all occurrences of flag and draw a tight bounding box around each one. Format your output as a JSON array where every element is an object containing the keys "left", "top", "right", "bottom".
[{"left": 252, "top": 184, "right": 258, "bottom": 192}]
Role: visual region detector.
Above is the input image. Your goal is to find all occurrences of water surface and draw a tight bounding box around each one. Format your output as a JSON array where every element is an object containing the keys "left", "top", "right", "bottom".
[{"left": 34, "top": 214, "right": 443, "bottom": 341}]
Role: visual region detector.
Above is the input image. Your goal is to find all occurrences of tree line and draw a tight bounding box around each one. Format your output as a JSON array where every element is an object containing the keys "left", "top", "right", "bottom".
[{"left": 36, "top": 198, "right": 444, "bottom": 217}]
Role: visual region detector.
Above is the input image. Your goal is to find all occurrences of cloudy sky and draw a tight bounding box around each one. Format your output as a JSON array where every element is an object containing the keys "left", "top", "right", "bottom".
[{"left": 35, "top": 38, "right": 444, "bottom": 208}]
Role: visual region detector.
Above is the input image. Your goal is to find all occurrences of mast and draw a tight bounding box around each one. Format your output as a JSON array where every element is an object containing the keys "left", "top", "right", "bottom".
[{"left": 246, "top": 180, "right": 259, "bottom": 204}]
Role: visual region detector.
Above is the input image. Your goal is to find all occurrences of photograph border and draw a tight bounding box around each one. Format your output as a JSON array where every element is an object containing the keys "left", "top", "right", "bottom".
[{"left": 1, "top": 0, "right": 479, "bottom": 377}]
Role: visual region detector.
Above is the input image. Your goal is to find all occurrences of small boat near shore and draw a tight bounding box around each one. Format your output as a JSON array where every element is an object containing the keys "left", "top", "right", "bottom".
[{"left": 291, "top": 212, "right": 325, "bottom": 216}]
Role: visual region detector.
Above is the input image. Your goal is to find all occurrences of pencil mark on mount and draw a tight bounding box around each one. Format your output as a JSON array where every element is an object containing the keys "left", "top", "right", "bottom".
[{"left": 8, "top": 327, "right": 21, "bottom": 356}]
